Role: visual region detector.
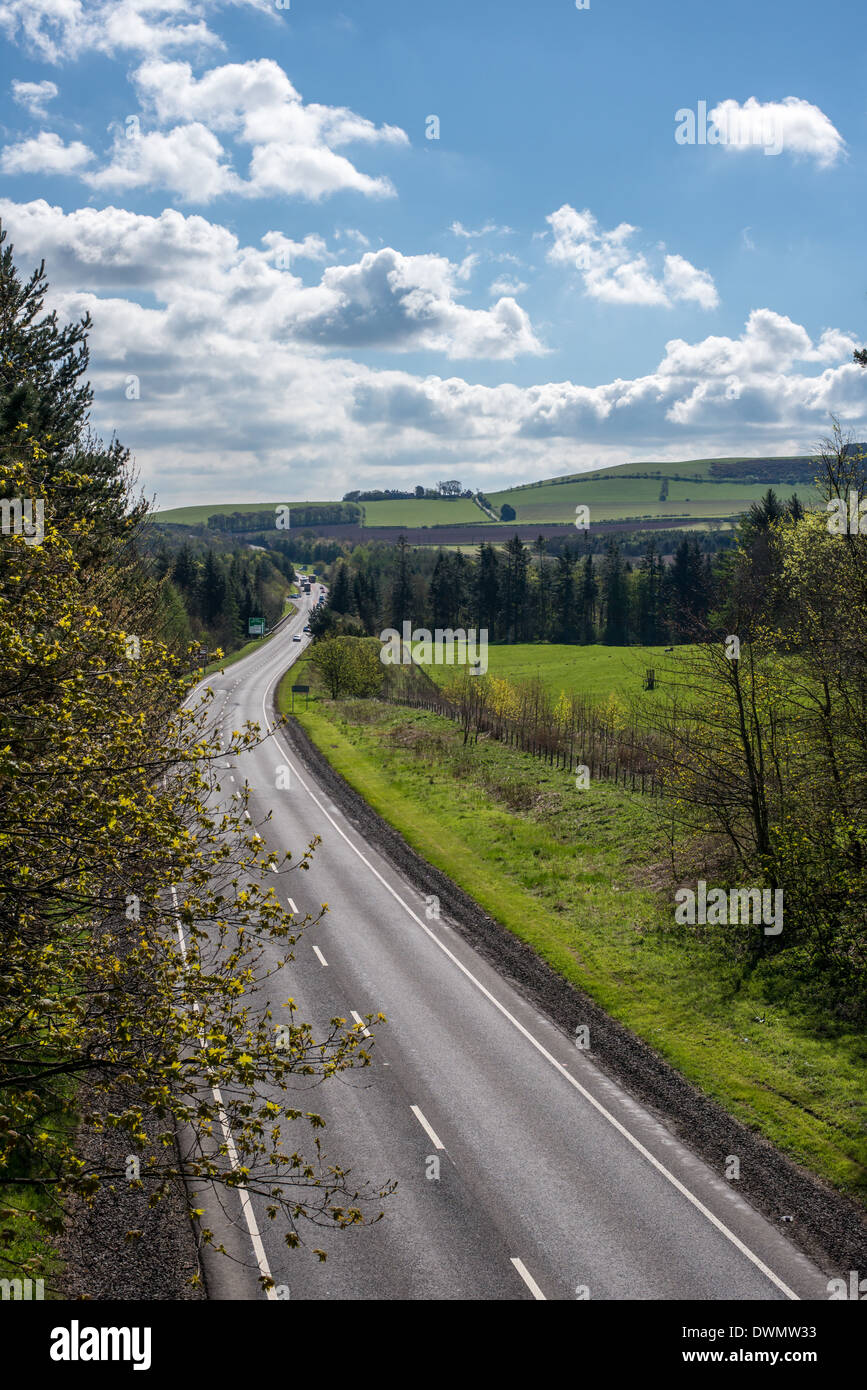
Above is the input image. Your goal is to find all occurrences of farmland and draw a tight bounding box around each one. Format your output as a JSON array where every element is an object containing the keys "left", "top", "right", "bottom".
[
  {"left": 155, "top": 499, "right": 333, "bottom": 526},
  {"left": 488, "top": 459, "right": 821, "bottom": 526},
  {"left": 154, "top": 453, "right": 825, "bottom": 533},
  {"left": 359, "top": 497, "right": 485, "bottom": 526}
]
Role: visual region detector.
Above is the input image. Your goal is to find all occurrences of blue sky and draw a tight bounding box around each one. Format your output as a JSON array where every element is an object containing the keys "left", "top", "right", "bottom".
[{"left": 0, "top": 0, "right": 864, "bottom": 506}]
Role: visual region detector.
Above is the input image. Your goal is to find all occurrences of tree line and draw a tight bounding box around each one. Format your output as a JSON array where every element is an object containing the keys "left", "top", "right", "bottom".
[
  {"left": 313, "top": 512, "right": 798, "bottom": 647},
  {"left": 206, "top": 501, "right": 360, "bottom": 531}
]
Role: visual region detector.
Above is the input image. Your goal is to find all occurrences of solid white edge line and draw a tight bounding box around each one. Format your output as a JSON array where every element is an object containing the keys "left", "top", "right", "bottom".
[
  {"left": 260, "top": 662, "right": 800, "bottom": 1303},
  {"left": 511, "top": 1258, "right": 546, "bottom": 1300},
  {"left": 170, "top": 885, "right": 277, "bottom": 1301},
  {"left": 312, "top": 944, "right": 328, "bottom": 967},
  {"left": 410, "top": 1104, "right": 444, "bottom": 1150}
]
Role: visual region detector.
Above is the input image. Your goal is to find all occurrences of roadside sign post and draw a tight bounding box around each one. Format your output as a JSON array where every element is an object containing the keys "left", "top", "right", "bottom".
[
  {"left": 248, "top": 616, "right": 265, "bottom": 637},
  {"left": 291, "top": 684, "right": 310, "bottom": 711}
]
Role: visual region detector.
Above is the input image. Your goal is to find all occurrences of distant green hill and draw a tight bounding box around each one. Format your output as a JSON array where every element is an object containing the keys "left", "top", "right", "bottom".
[
  {"left": 155, "top": 499, "right": 335, "bottom": 526},
  {"left": 487, "top": 454, "right": 824, "bottom": 526},
  {"left": 155, "top": 453, "right": 833, "bottom": 530}
]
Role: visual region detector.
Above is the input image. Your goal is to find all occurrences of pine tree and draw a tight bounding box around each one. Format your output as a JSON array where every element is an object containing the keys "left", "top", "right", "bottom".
[
  {"left": 0, "top": 221, "right": 91, "bottom": 457},
  {"left": 329, "top": 561, "right": 353, "bottom": 615},
  {"left": 501, "top": 534, "right": 529, "bottom": 643},
  {"left": 532, "top": 534, "right": 548, "bottom": 640},
  {"left": 428, "top": 550, "right": 453, "bottom": 629},
  {"left": 352, "top": 568, "right": 381, "bottom": 633},
  {"left": 474, "top": 543, "right": 500, "bottom": 634},
  {"left": 579, "top": 552, "right": 598, "bottom": 644},
  {"left": 389, "top": 535, "right": 413, "bottom": 627},
  {"left": 451, "top": 550, "right": 469, "bottom": 626},
  {"left": 636, "top": 539, "right": 661, "bottom": 645},
  {"left": 0, "top": 222, "right": 146, "bottom": 556},
  {"left": 665, "top": 536, "right": 706, "bottom": 638},
  {"left": 602, "top": 541, "right": 629, "bottom": 645},
  {"left": 552, "top": 549, "right": 577, "bottom": 642},
  {"left": 171, "top": 542, "right": 196, "bottom": 590},
  {"left": 217, "top": 578, "right": 244, "bottom": 649},
  {"left": 199, "top": 549, "right": 225, "bottom": 626}
]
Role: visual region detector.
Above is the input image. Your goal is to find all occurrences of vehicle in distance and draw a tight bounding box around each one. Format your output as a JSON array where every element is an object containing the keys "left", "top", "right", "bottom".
[{"left": 293, "top": 634, "right": 302, "bottom": 642}]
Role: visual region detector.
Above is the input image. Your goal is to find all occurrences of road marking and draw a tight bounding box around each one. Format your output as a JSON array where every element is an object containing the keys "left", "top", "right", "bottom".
[
  {"left": 287, "top": 897, "right": 298, "bottom": 914},
  {"left": 350, "top": 1010, "right": 372, "bottom": 1038},
  {"left": 511, "top": 1258, "right": 546, "bottom": 1300},
  {"left": 312, "top": 945, "right": 328, "bottom": 967},
  {"left": 410, "top": 1105, "right": 444, "bottom": 1150},
  {"left": 170, "top": 884, "right": 276, "bottom": 1301},
  {"left": 260, "top": 667, "right": 800, "bottom": 1302}
]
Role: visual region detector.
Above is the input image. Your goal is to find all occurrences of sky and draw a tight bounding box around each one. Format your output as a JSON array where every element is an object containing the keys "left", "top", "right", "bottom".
[{"left": 0, "top": 0, "right": 865, "bottom": 507}]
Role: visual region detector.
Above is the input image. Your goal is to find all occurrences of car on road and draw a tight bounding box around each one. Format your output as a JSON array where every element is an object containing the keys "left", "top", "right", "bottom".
[{"left": 293, "top": 634, "right": 302, "bottom": 642}]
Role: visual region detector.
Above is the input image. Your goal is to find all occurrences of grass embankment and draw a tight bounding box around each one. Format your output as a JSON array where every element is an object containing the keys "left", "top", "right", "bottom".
[{"left": 277, "top": 670, "right": 867, "bottom": 1202}]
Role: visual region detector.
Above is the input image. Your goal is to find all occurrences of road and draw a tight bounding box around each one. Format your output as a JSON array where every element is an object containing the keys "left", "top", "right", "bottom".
[{"left": 190, "top": 591, "right": 829, "bottom": 1301}]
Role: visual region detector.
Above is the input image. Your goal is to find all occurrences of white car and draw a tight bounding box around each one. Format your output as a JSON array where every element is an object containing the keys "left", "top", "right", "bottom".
[{"left": 293, "top": 634, "right": 302, "bottom": 642}]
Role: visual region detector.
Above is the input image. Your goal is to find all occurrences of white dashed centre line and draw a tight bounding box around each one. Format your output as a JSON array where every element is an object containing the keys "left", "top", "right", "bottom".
[
  {"left": 287, "top": 897, "right": 298, "bottom": 914},
  {"left": 511, "top": 1258, "right": 546, "bottom": 1300},
  {"left": 312, "top": 945, "right": 328, "bottom": 967},
  {"left": 260, "top": 665, "right": 799, "bottom": 1302},
  {"left": 350, "top": 1010, "right": 372, "bottom": 1038},
  {"left": 410, "top": 1105, "right": 444, "bottom": 1150}
]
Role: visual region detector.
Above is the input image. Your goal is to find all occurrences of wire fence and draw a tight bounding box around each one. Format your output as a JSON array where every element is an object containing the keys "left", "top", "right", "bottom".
[{"left": 380, "top": 679, "right": 664, "bottom": 797}]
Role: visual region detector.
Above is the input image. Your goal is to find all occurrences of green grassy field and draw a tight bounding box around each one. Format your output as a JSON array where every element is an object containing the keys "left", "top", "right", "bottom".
[
  {"left": 155, "top": 500, "right": 332, "bottom": 526},
  {"left": 488, "top": 471, "right": 820, "bottom": 526},
  {"left": 360, "top": 497, "right": 486, "bottom": 526},
  {"left": 277, "top": 680, "right": 867, "bottom": 1202},
  {"left": 426, "top": 642, "right": 688, "bottom": 709}
]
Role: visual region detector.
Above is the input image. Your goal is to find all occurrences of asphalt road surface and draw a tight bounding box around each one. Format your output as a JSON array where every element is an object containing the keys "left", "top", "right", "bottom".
[{"left": 189, "top": 592, "right": 829, "bottom": 1302}]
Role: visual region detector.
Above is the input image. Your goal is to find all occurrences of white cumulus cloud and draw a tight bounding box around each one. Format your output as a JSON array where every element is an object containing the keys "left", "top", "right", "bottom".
[
  {"left": 709, "top": 96, "right": 845, "bottom": 167},
  {"left": 10, "top": 78, "right": 58, "bottom": 118},
  {"left": 0, "top": 131, "right": 93, "bottom": 176},
  {"left": 1, "top": 198, "right": 861, "bottom": 505},
  {"left": 546, "top": 205, "right": 719, "bottom": 309},
  {"left": 55, "top": 58, "right": 408, "bottom": 204},
  {"left": 0, "top": 0, "right": 270, "bottom": 64}
]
